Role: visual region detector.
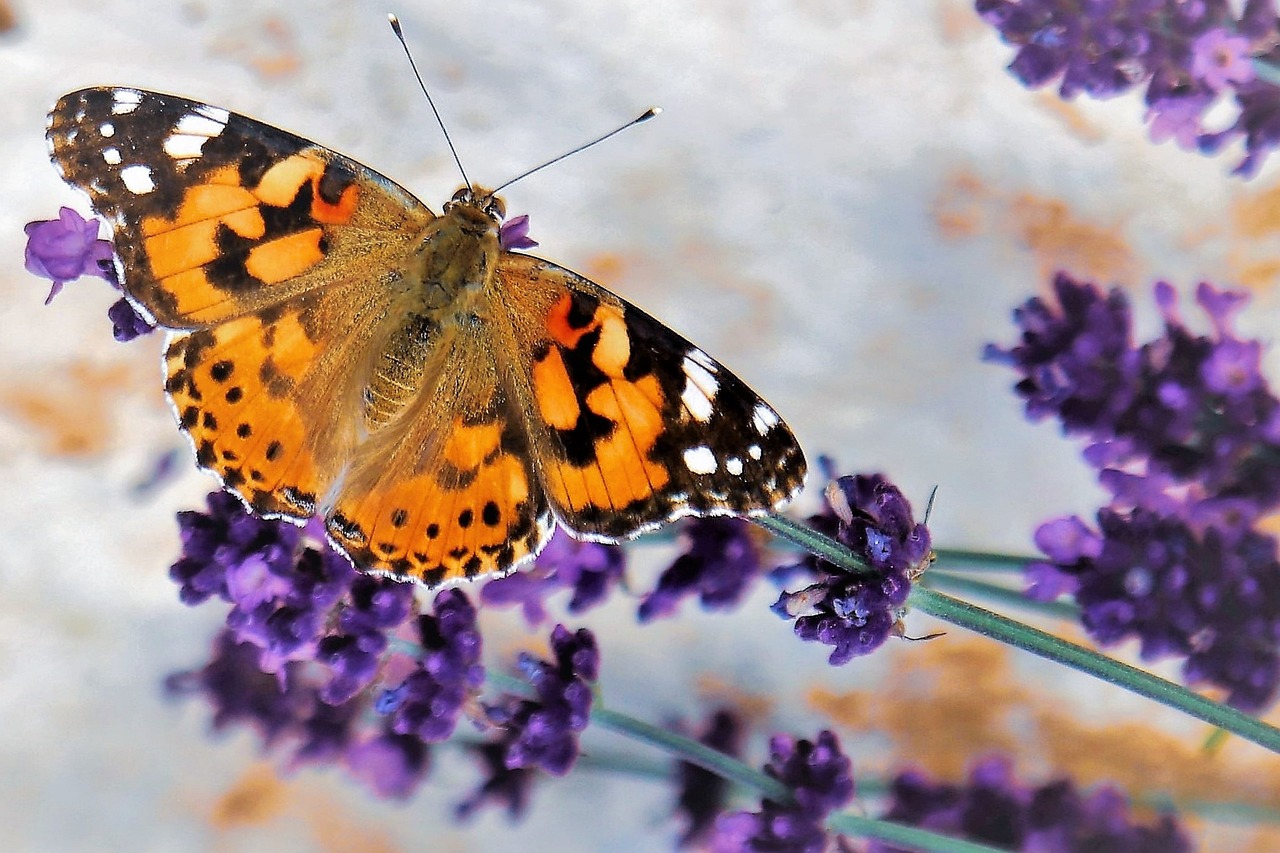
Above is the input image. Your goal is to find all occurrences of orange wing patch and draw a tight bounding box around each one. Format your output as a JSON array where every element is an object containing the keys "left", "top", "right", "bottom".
[
  {"left": 137, "top": 153, "right": 357, "bottom": 323},
  {"left": 535, "top": 292, "right": 671, "bottom": 515},
  {"left": 165, "top": 308, "right": 332, "bottom": 514},
  {"left": 328, "top": 408, "right": 552, "bottom": 587}
]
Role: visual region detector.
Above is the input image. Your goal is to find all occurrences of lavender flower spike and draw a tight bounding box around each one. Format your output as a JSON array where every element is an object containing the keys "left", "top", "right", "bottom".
[{"left": 24, "top": 207, "right": 115, "bottom": 303}]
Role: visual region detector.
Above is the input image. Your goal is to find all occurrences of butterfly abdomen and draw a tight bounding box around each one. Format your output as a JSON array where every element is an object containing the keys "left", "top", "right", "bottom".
[{"left": 363, "top": 313, "right": 440, "bottom": 430}]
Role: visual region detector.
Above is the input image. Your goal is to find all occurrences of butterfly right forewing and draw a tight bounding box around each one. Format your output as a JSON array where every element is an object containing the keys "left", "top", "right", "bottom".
[{"left": 493, "top": 252, "right": 807, "bottom": 541}]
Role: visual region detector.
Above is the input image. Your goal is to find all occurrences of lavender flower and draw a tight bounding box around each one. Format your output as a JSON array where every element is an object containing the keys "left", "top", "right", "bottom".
[
  {"left": 991, "top": 275, "right": 1280, "bottom": 709},
  {"left": 380, "top": 588, "right": 485, "bottom": 742},
  {"left": 499, "top": 213, "right": 539, "bottom": 250},
  {"left": 674, "top": 709, "right": 743, "bottom": 848},
  {"left": 772, "top": 474, "right": 930, "bottom": 664},
  {"left": 107, "top": 296, "right": 155, "bottom": 341},
  {"left": 24, "top": 207, "right": 115, "bottom": 303},
  {"left": 986, "top": 275, "right": 1280, "bottom": 514},
  {"left": 869, "top": 757, "right": 1191, "bottom": 853},
  {"left": 455, "top": 740, "right": 536, "bottom": 820},
  {"left": 481, "top": 528, "right": 624, "bottom": 624},
  {"left": 712, "top": 730, "right": 854, "bottom": 853},
  {"left": 344, "top": 729, "right": 431, "bottom": 801},
  {"left": 639, "top": 517, "right": 764, "bottom": 622},
  {"left": 490, "top": 625, "right": 599, "bottom": 775},
  {"left": 975, "top": 0, "right": 1280, "bottom": 175}
]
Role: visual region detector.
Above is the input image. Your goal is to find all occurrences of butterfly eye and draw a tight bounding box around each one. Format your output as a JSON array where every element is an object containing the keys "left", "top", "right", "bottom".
[{"left": 484, "top": 197, "right": 506, "bottom": 221}]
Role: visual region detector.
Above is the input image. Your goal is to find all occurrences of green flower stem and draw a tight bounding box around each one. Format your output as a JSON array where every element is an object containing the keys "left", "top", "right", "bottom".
[
  {"left": 909, "top": 587, "right": 1280, "bottom": 753},
  {"left": 825, "top": 814, "right": 1013, "bottom": 853},
  {"left": 753, "top": 511, "right": 875, "bottom": 574},
  {"left": 932, "top": 548, "right": 1035, "bottom": 572},
  {"left": 920, "top": 572, "right": 1080, "bottom": 622},
  {"left": 759, "top": 512, "right": 1280, "bottom": 756},
  {"left": 485, "top": 671, "right": 1010, "bottom": 851}
]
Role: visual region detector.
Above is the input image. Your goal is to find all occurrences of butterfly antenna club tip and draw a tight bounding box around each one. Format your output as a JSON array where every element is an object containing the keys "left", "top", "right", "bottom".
[
  {"left": 388, "top": 12, "right": 472, "bottom": 191},
  {"left": 488, "top": 106, "right": 663, "bottom": 197}
]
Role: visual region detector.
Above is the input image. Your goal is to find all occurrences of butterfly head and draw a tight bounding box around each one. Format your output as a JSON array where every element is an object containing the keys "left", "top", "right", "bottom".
[{"left": 443, "top": 186, "right": 506, "bottom": 223}]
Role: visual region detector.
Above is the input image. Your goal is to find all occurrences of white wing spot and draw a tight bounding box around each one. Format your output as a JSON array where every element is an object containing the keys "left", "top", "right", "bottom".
[
  {"left": 102, "top": 147, "right": 122, "bottom": 166},
  {"left": 726, "top": 457, "right": 744, "bottom": 476},
  {"left": 163, "top": 134, "right": 210, "bottom": 159},
  {"left": 120, "top": 164, "right": 155, "bottom": 194},
  {"left": 681, "top": 356, "right": 719, "bottom": 423},
  {"left": 174, "top": 112, "right": 226, "bottom": 137},
  {"left": 194, "top": 104, "right": 231, "bottom": 124},
  {"left": 751, "top": 403, "right": 780, "bottom": 436},
  {"left": 99, "top": 122, "right": 115, "bottom": 138},
  {"left": 111, "top": 90, "right": 143, "bottom": 115},
  {"left": 683, "top": 446, "right": 718, "bottom": 475},
  {"left": 688, "top": 347, "right": 716, "bottom": 371},
  {"left": 748, "top": 444, "right": 762, "bottom": 460}
]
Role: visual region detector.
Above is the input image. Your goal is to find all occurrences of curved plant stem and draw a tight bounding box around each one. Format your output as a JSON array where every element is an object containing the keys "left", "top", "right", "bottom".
[
  {"left": 920, "top": 572, "right": 1080, "bottom": 621},
  {"left": 758, "top": 512, "right": 1280, "bottom": 756},
  {"left": 485, "top": 670, "right": 1012, "bottom": 851}
]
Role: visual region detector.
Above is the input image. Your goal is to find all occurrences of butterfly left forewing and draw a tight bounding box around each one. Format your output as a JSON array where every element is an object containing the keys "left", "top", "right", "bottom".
[
  {"left": 493, "top": 253, "right": 807, "bottom": 541},
  {"left": 47, "top": 87, "right": 434, "bottom": 327}
]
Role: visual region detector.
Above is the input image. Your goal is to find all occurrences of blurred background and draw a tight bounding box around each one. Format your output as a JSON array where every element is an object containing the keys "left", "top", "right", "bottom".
[{"left": 2, "top": 0, "right": 1278, "bottom": 850}]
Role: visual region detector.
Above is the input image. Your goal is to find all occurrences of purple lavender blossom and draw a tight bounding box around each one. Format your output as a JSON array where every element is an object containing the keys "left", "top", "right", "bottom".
[
  {"left": 869, "top": 757, "right": 1191, "bottom": 853},
  {"left": 976, "top": 0, "right": 1280, "bottom": 175},
  {"left": 455, "top": 740, "right": 536, "bottom": 820},
  {"left": 381, "top": 588, "right": 485, "bottom": 742},
  {"left": 1191, "top": 29, "right": 1255, "bottom": 91},
  {"left": 987, "top": 275, "right": 1280, "bottom": 513},
  {"left": 772, "top": 474, "right": 930, "bottom": 664},
  {"left": 499, "top": 213, "right": 539, "bottom": 250},
  {"left": 107, "top": 296, "right": 155, "bottom": 341},
  {"left": 674, "top": 709, "right": 742, "bottom": 848},
  {"left": 711, "top": 730, "right": 854, "bottom": 853},
  {"left": 638, "top": 518, "right": 764, "bottom": 622},
  {"left": 481, "top": 528, "right": 624, "bottom": 624},
  {"left": 991, "top": 275, "right": 1280, "bottom": 709},
  {"left": 24, "top": 207, "right": 115, "bottom": 303},
  {"left": 343, "top": 729, "right": 431, "bottom": 801},
  {"left": 491, "top": 625, "right": 599, "bottom": 776}
]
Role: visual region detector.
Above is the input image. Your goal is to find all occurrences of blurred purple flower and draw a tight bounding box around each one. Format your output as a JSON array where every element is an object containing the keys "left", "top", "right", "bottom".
[
  {"left": 639, "top": 517, "right": 764, "bottom": 622},
  {"left": 455, "top": 740, "right": 536, "bottom": 821},
  {"left": 869, "top": 757, "right": 1191, "bottom": 853},
  {"left": 343, "top": 729, "right": 431, "bottom": 801},
  {"left": 481, "top": 528, "right": 624, "bottom": 624},
  {"left": 712, "top": 730, "right": 854, "bottom": 853},
  {"left": 772, "top": 474, "right": 929, "bottom": 664},
  {"left": 381, "top": 588, "right": 485, "bottom": 742},
  {"left": 490, "top": 625, "right": 599, "bottom": 776},
  {"left": 976, "top": 0, "right": 1280, "bottom": 175},
  {"left": 674, "top": 709, "right": 743, "bottom": 848},
  {"left": 1191, "top": 29, "right": 1255, "bottom": 91},
  {"left": 24, "top": 207, "right": 115, "bottom": 303}
]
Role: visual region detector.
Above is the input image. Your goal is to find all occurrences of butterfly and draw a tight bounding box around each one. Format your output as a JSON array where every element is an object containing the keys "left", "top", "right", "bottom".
[{"left": 46, "top": 87, "right": 807, "bottom": 587}]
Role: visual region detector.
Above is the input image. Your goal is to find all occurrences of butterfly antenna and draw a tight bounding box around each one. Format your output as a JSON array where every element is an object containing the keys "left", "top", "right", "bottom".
[
  {"left": 486, "top": 107, "right": 662, "bottom": 198},
  {"left": 388, "top": 13, "right": 472, "bottom": 191},
  {"left": 922, "top": 485, "right": 939, "bottom": 525}
]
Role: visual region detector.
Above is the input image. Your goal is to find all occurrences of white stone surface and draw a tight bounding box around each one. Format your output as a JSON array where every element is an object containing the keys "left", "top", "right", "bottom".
[{"left": 1, "top": 0, "right": 1269, "bottom": 850}]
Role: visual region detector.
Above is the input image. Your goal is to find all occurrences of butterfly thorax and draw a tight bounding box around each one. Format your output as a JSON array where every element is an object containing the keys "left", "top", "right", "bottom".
[{"left": 362, "top": 190, "right": 504, "bottom": 432}]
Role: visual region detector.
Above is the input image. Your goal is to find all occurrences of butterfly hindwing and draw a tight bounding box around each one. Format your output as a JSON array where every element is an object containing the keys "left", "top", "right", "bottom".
[
  {"left": 495, "top": 253, "right": 807, "bottom": 540},
  {"left": 326, "top": 319, "right": 554, "bottom": 586},
  {"left": 47, "top": 87, "right": 434, "bottom": 327}
]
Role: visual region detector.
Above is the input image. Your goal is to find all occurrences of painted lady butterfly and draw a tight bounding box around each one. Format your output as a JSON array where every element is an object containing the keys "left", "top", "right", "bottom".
[{"left": 47, "top": 87, "right": 806, "bottom": 586}]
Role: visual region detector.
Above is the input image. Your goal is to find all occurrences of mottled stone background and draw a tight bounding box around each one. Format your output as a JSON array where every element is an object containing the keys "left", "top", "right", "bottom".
[{"left": 2, "top": 0, "right": 1278, "bottom": 850}]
